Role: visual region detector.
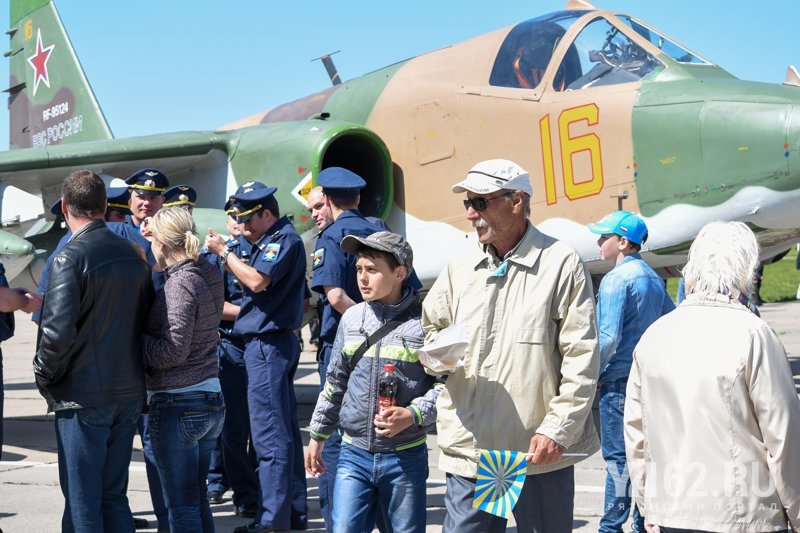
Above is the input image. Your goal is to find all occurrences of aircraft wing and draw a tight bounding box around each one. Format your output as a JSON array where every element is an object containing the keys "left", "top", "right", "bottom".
[{"left": 0, "top": 131, "right": 238, "bottom": 205}]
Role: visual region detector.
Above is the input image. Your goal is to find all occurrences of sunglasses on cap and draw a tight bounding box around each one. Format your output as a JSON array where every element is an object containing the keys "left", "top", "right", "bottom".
[{"left": 462, "top": 192, "right": 513, "bottom": 212}]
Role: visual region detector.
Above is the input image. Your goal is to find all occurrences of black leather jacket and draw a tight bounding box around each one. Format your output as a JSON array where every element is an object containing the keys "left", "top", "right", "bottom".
[{"left": 34, "top": 220, "right": 154, "bottom": 411}]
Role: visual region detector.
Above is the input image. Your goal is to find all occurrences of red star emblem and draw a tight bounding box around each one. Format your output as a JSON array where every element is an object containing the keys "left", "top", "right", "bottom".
[{"left": 27, "top": 28, "right": 55, "bottom": 96}]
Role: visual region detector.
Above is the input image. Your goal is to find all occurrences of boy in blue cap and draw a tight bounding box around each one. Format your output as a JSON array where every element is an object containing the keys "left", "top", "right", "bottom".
[
  {"left": 588, "top": 210, "right": 674, "bottom": 533},
  {"left": 205, "top": 181, "right": 308, "bottom": 533}
]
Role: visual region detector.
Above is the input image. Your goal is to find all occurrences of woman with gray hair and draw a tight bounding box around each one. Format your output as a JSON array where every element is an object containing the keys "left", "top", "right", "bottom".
[
  {"left": 142, "top": 206, "right": 225, "bottom": 532},
  {"left": 624, "top": 221, "right": 800, "bottom": 533}
]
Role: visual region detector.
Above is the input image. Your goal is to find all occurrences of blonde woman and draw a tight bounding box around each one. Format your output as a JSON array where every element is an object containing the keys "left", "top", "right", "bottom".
[{"left": 143, "top": 206, "right": 225, "bottom": 533}]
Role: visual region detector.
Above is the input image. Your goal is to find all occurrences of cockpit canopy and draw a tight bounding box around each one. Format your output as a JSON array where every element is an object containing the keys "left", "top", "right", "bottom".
[{"left": 490, "top": 10, "right": 710, "bottom": 92}]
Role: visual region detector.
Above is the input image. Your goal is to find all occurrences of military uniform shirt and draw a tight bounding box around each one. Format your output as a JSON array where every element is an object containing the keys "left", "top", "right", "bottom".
[
  {"left": 310, "top": 210, "right": 386, "bottom": 344},
  {"left": 203, "top": 236, "right": 250, "bottom": 343},
  {"left": 311, "top": 210, "right": 423, "bottom": 344},
  {"left": 233, "top": 216, "right": 307, "bottom": 339}
]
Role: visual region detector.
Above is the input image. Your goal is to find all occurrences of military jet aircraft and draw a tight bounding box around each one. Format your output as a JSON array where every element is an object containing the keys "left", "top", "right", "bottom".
[{"left": 2, "top": 0, "right": 800, "bottom": 287}]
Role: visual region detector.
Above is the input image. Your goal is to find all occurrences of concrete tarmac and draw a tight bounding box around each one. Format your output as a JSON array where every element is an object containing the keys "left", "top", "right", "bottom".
[{"left": 1, "top": 301, "right": 798, "bottom": 532}]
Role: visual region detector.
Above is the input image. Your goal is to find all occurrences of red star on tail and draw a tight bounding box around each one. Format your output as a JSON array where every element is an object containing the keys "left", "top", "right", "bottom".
[{"left": 27, "top": 28, "right": 55, "bottom": 96}]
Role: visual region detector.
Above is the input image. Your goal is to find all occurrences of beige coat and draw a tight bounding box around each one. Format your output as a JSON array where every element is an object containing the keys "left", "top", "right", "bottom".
[
  {"left": 625, "top": 293, "right": 800, "bottom": 532},
  {"left": 422, "top": 223, "right": 600, "bottom": 477}
]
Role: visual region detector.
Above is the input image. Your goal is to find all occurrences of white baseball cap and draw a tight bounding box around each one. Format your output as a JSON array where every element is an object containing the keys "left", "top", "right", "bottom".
[{"left": 452, "top": 159, "right": 533, "bottom": 196}]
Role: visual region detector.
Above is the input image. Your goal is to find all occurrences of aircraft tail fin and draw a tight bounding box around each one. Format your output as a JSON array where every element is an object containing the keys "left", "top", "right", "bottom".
[{"left": 6, "top": 0, "right": 112, "bottom": 150}]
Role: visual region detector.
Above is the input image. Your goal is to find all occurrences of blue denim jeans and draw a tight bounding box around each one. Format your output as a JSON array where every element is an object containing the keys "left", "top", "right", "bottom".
[
  {"left": 317, "top": 342, "right": 340, "bottom": 532},
  {"left": 599, "top": 380, "right": 645, "bottom": 533},
  {"left": 55, "top": 399, "right": 142, "bottom": 533},
  {"left": 149, "top": 391, "right": 225, "bottom": 533},
  {"left": 137, "top": 413, "right": 168, "bottom": 529},
  {"left": 333, "top": 441, "right": 428, "bottom": 533}
]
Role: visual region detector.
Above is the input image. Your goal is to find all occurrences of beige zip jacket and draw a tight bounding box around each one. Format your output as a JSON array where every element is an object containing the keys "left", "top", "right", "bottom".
[
  {"left": 422, "top": 223, "right": 600, "bottom": 477},
  {"left": 625, "top": 293, "right": 800, "bottom": 532}
]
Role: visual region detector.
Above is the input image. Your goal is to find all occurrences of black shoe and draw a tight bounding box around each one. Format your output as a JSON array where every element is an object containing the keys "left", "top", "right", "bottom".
[
  {"left": 235, "top": 502, "right": 259, "bottom": 518},
  {"left": 232, "top": 521, "right": 289, "bottom": 533},
  {"left": 133, "top": 517, "right": 148, "bottom": 529},
  {"left": 208, "top": 489, "right": 225, "bottom": 504}
]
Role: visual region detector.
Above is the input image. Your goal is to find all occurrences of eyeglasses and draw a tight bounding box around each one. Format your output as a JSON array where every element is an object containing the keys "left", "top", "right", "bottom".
[{"left": 463, "top": 192, "right": 513, "bottom": 212}]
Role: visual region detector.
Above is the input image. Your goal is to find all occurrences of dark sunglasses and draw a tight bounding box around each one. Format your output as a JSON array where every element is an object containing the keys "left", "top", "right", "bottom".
[{"left": 463, "top": 192, "right": 513, "bottom": 211}]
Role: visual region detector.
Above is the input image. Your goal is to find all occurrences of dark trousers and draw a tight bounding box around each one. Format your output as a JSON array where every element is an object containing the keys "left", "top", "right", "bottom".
[
  {"left": 245, "top": 332, "right": 307, "bottom": 530},
  {"left": 443, "top": 466, "right": 575, "bottom": 533},
  {"left": 138, "top": 413, "right": 168, "bottom": 529},
  {"left": 56, "top": 400, "right": 141, "bottom": 533},
  {"left": 207, "top": 338, "right": 258, "bottom": 507}
]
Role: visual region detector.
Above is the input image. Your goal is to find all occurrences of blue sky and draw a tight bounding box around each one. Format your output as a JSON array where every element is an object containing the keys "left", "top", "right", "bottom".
[{"left": 1, "top": 0, "right": 799, "bottom": 149}]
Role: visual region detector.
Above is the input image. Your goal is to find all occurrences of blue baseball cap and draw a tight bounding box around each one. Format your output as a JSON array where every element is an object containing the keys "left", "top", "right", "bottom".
[
  {"left": 318, "top": 167, "right": 366, "bottom": 191},
  {"left": 588, "top": 210, "right": 648, "bottom": 245}
]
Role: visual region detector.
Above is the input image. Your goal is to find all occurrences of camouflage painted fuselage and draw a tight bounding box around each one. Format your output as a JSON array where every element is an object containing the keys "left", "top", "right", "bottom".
[{"left": 4, "top": 1, "right": 800, "bottom": 285}]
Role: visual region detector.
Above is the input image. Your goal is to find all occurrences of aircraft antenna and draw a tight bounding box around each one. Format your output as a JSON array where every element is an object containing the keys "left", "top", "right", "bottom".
[{"left": 312, "top": 51, "right": 343, "bottom": 86}]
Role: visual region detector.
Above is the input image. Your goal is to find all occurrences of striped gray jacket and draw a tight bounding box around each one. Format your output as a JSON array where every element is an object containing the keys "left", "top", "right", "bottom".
[{"left": 310, "top": 288, "right": 445, "bottom": 452}]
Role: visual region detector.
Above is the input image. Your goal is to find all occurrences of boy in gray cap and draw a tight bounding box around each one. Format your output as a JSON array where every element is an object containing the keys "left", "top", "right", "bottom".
[{"left": 306, "top": 231, "right": 444, "bottom": 533}]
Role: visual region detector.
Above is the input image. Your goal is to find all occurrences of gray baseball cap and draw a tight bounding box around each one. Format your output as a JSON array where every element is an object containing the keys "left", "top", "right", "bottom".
[{"left": 340, "top": 231, "right": 414, "bottom": 274}]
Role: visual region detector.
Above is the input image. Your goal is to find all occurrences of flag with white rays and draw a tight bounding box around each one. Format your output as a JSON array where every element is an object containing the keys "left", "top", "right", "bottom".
[{"left": 472, "top": 449, "right": 527, "bottom": 519}]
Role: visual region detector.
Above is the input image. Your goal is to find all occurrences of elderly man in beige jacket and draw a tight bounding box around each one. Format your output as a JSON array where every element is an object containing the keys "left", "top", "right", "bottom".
[
  {"left": 625, "top": 221, "right": 800, "bottom": 533},
  {"left": 423, "top": 159, "right": 600, "bottom": 532}
]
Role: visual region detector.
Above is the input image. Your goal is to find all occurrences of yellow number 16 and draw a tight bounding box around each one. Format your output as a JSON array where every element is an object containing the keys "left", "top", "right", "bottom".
[{"left": 539, "top": 103, "right": 604, "bottom": 205}]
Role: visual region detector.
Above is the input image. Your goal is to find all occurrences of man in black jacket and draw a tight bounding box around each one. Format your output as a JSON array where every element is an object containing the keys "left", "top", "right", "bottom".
[{"left": 34, "top": 170, "right": 153, "bottom": 532}]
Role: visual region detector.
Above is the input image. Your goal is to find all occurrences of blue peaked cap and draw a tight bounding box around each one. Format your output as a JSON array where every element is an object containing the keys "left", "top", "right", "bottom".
[{"left": 317, "top": 167, "right": 366, "bottom": 191}]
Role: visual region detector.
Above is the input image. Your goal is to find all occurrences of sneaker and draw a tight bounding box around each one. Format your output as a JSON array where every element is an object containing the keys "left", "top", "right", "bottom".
[
  {"left": 208, "top": 489, "right": 225, "bottom": 504},
  {"left": 235, "top": 502, "right": 259, "bottom": 519}
]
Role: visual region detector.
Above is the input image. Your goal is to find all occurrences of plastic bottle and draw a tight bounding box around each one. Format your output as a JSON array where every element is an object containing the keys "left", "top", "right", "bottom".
[{"left": 378, "top": 363, "right": 398, "bottom": 413}]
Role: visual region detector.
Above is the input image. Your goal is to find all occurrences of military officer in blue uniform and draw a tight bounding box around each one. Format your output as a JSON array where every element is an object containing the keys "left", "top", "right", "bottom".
[
  {"left": 162, "top": 185, "right": 197, "bottom": 212},
  {"left": 204, "top": 199, "right": 259, "bottom": 518},
  {"left": 124, "top": 168, "right": 169, "bottom": 234},
  {"left": 205, "top": 182, "right": 308, "bottom": 533}
]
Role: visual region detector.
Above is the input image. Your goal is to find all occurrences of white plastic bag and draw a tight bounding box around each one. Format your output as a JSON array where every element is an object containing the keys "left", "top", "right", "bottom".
[{"left": 418, "top": 324, "right": 469, "bottom": 375}]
